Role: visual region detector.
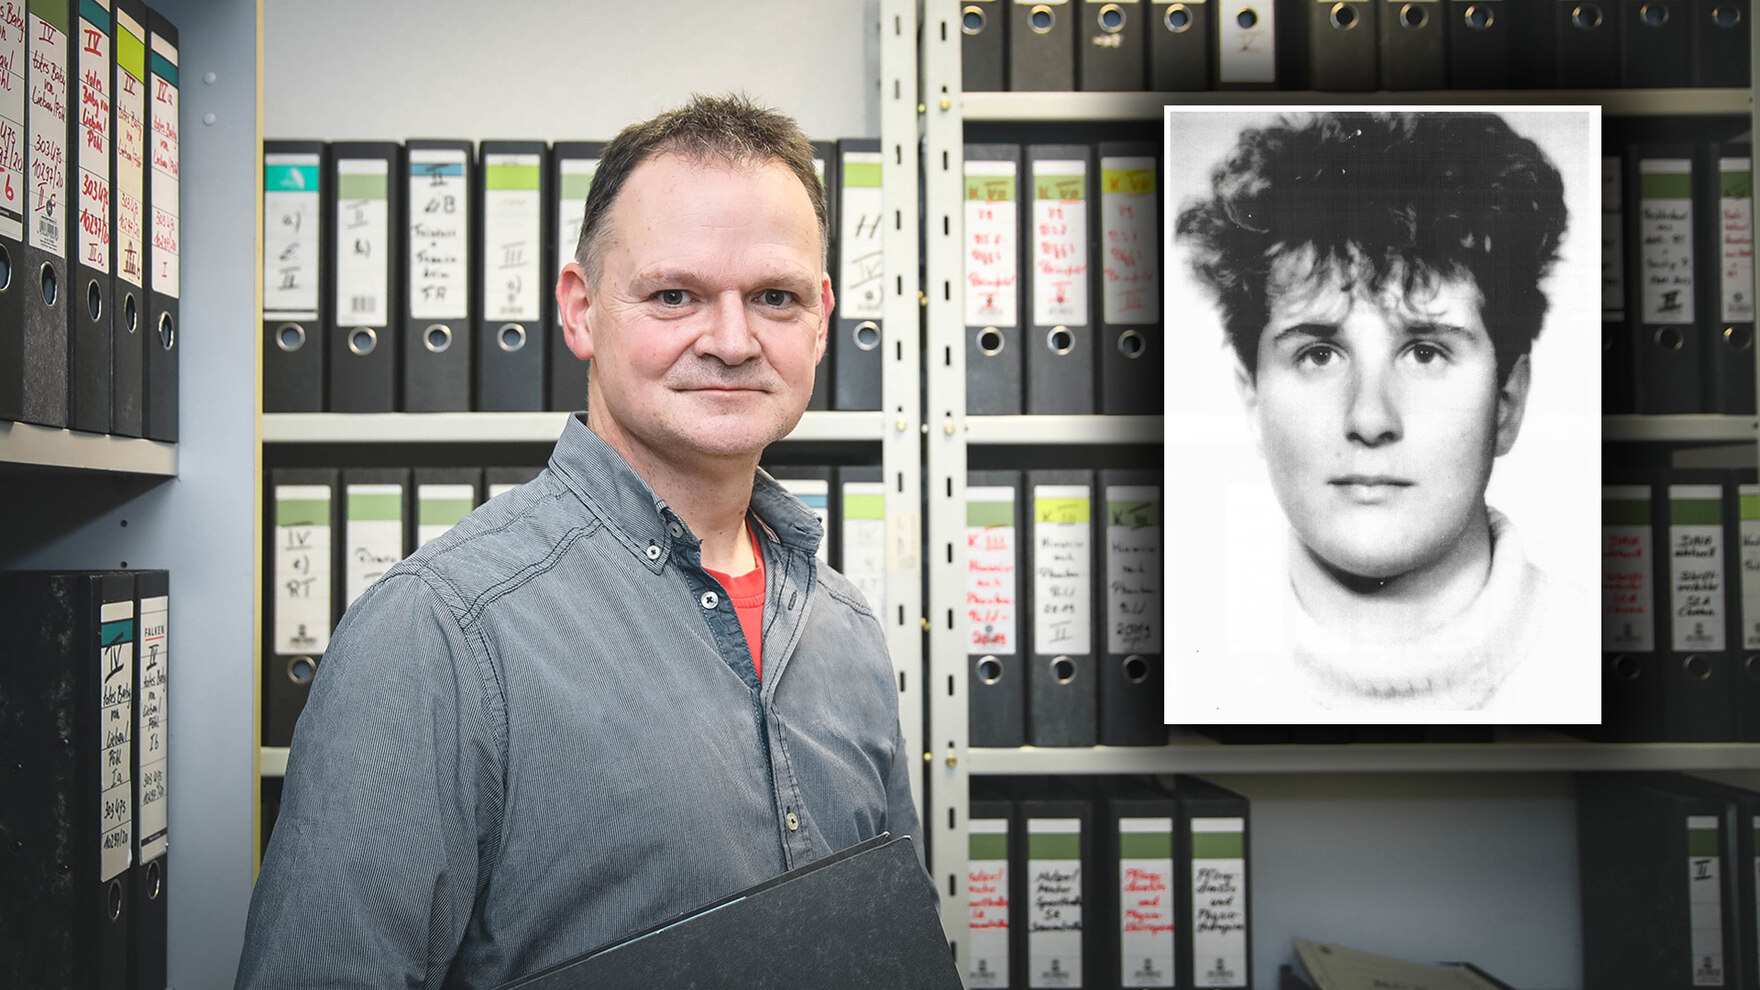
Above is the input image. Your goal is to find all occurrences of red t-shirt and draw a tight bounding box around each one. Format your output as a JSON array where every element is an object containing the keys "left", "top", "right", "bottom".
[{"left": 704, "top": 521, "right": 767, "bottom": 679}]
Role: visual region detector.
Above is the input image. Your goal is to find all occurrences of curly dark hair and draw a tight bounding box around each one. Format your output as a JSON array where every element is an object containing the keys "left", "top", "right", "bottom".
[{"left": 1174, "top": 112, "right": 1569, "bottom": 385}]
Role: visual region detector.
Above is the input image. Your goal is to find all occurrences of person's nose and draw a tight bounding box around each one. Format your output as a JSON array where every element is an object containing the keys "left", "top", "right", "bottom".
[
  {"left": 694, "top": 291, "right": 763, "bottom": 366},
  {"left": 1344, "top": 356, "right": 1402, "bottom": 448}
]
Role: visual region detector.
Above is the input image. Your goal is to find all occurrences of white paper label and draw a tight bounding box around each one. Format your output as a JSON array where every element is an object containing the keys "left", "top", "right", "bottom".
[
  {"left": 408, "top": 147, "right": 468, "bottom": 320},
  {"left": 1218, "top": 2, "right": 1276, "bottom": 83},
  {"left": 1028, "top": 817, "right": 1082, "bottom": 989},
  {"left": 27, "top": 9, "right": 66, "bottom": 256},
  {"left": 1670, "top": 484, "right": 1725, "bottom": 653},
  {"left": 75, "top": 0, "right": 109, "bottom": 273},
  {"left": 1688, "top": 815, "right": 1725, "bottom": 986},
  {"left": 148, "top": 31, "right": 176, "bottom": 296},
  {"left": 839, "top": 150, "right": 885, "bottom": 320},
  {"left": 1721, "top": 157, "right": 1754, "bottom": 324},
  {"left": 112, "top": 8, "right": 143, "bottom": 287},
  {"left": 1640, "top": 158, "right": 1695, "bottom": 324},
  {"left": 137, "top": 592, "right": 167, "bottom": 863},
  {"left": 345, "top": 483, "right": 404, "bottom": 608},
  {"left": 1032, "top": 158, "right": 1089, "bottom": 327},
  {"left": 556, "top": 156, "right": 598, "bottom": 281},
  {"left": 1118, "top": 817, "right": 1175, "bottom": 989},
  {"left": 1191, "top": 817, "right": 1248, "bottom": 988},
  {"left": 98, "top": 598, "right": 133, "bottom": 882},
  {"left": 968, "top": 485, "right": 1017, "bottom": 655},
  {"left": 841, "top": 480, "right": 886, "bottom": 615},
  {"left": 263, "top": 152, "right": 320, "bottom": 319},
  {"left": 0, "top": 3, "right": 24, "bottom": 243},
  {"left": 1602, "top": 155, "right": 1623, "bottom": 320},
  {"left": 1100, "top": 155, "right": 1158, "bottom": 325},
  {"left": 1034, "top": 484, "right": 1091, "bottom": 656},
  {"left": 968, "top": 816, "right": 1010, "bottom": 989},
  {"left": 1741, "top": 484, "right": 1760, "bottom": 651},
  {"left": 335, "top": 157, "right": 389, "bottom": 327},
  {"left": 780, "top": 477, "right": 831, "bottom": 563},
  {"left": 482, "top": 151, "right": 541, "bottom": 322},
  {"left": 1106, "top": 484, "right": 1161, "bottom": 655},
  {"left": 417, "top": 482, "right": 475, "bottom": 548},
  {"left": 1602, "top": 485, "right": 1655, "bottom": 653},
  {"left": 965, "top": 158, "right": 1017, "bottom": 328},
  {"left": 275, "top": 483, "right": 332, "bottom": 654}
]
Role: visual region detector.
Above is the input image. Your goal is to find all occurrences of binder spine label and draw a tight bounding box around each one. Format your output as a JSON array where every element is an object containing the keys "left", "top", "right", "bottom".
[
  {"left": 408, "top": 147, "right": 467, "bottom": 320},
  {"left": 112, "top": 7, "right": 141, "bottom": 287},
  {"left": 335, "top": 157, "right": 389, "bottom": 328},
  {"left": 964, "top": 158, "right": 1018, "bottom": 328},
  {"left": 482, "top": 151, "right": 541, "bottom": 323},
  {"left": 1118, "top": 816, "right": 1175, "bottom": 988},
  {"left": 1217, "top": 1, "right": 1276, "bottom": 83},
  {"left": 98, "top": 597, "right": 134, "bottom": 883},
  {"left": 1601, "top": 156, "right": 1622, "bottom": 320},
  {"left": 967, "top": 817, "right": 1010, "bottom": 988},
  {"left": 417, "top": 482, "right": 475, "bottom": 548},
  {"left": 1100, "top": 156, "right": 1159, "bottom": 324},
  {"left": 138, "top": 591, "right": 167, "bottom": 862},
  {"left": 263, "top": 152, "right": 320, "bottom": 320},
  {"left": 781, "top": 478, "right": 831, "bottom": 562},
  {"left": 345, "top": 483, "right": 404, "bottom": 607},
  {"left": 274, "top": 483, "right": 333, "bottom": 654},
  {"left": 0, "top": 4, "right": 26, "bottom": 243},
  {"left": 1602, "top": 486, "right": 1655, "bottom": 652},
  {"left": 1639, "top": 158, "right": 1695, "bottom": 324},
  {"left": 1670, "top": 484, "right": 1726, "bottom": 652},
  {"left": 148, "top": 28, "right": 175, "bottom": 297},
  {"left": 556, "top": 156, "right": 598, "bottom": 282},
  {"left": 1190, "top": 816, "right": 1247, "bottom": 988},
  {"left": 27, "top": 0, "right": 67, "bottom": 256},
  {"left": 968, "top": 485, "right": 1018, "bottom": 655},
  {"left": 1027, "top": 817, "right": 1083, "bottom": 988},
  {"left": 1031, "top": 159, "right": 1089, "bottom": 327},
  {"left": 75, "top": 0, "right": 108, "bottom": 273},
  {"left": 1720, "top": 157, "right": 1754, "bottom": 324},
  {"left": 842, "top": 480, "right": 887, "bottom": 615},
  {"left": 839, "top": 150, "right": 884, "bottom": 320},
  {"left": 1034, "top": 485, "right": 1092, "bottom": 656},
  {"left": 1743, "top": 485, "right": 1760, "bottom": 650},
  {"left": 1686, "top": 815, "right": 1725, "bottom": 986},
  {"left": 1106, "top": 485, "right": 1162, "bottom": 654}
]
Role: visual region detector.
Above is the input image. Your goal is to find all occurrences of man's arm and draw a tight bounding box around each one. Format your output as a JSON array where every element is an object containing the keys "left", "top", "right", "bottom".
[{"left": 235, "top": 572, "right": 502, "bottom": 990}]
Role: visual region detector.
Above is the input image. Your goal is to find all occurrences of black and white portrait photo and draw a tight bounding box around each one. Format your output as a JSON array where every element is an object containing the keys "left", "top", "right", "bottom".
[{"left": 1163, "top": 107, "right": 1601, "bottom": 724}]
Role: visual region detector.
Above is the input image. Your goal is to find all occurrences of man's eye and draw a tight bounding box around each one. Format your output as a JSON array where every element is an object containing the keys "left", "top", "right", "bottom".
[
  {"left": 760, "top": 289, "right": 796, "bottom": 307},
  {"left": 1296, "top": 344, "right": 1337, "bottom": 368},
  {"left": 656, "top": 289, "right": 687, "bottom": 306},
  {"left": 1408, "top": 342, "right": 1446, "bottom": 365}
]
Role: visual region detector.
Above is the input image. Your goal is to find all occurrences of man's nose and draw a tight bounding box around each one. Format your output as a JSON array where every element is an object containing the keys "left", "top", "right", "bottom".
[
  {"left": 1344, "top": 359, "right": 1402, "bottom": 447},
  {"left": 695, "top": 292, "right": 762, "bottom": 365}
]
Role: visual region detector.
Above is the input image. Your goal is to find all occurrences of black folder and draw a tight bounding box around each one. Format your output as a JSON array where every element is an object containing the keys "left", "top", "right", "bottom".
[
  {"left": 341, "top": 467, "right": 410, "bottom": 610},
  {"left": 1174, "top": 775, "right": 1252, "bottom": 990},
  {"left": 1016, "top": 778, "right": 1097, "bottom": 988},
  {"left": 142, "top": 9, "right": 177, "bottom": 441},
  {"left": 548, "top": 141, "right": 602, "bottom": 412},
  {"left": 1555, "top": 0, "right": 1621, "bottom": 87},
  {"left": 966, "top": 783, "right": 1017, "bottom": 990},
  {"left": 835, "top": 138, "right": 883, "bottom": 410},
  {"left": 1661, "top": 472, "right": 1736, "bottom": 741},
  {"left": 0, "top": 8, "right": 25, "bottom": 425},
  {"left": 964, "top": 143, "right": 1023, "bottom": 415},
  {"left": 1621, "top": 0, "right": 1691, "bottom": 87},
  {"left": 1446, "top": 0, "right": 1512, "bottom": 88},
  {"left": 327, "top": 141, "right": 401, "bottom": 412},
  {"left": 1099, "top": 470, "right": 1166, "bottom": 746},
  {"left": 963, "top": 0, "right": 1007, "bottom": 91},
  {"left": 1695, "top": 0, "right": 1750, "bottom": 86},
  {"left": 109, "top": 0, "right": 147, "bottom": 435},
  {"left": 1025, "top": 143, "right": 1095, "bottom": 414},
  {"left": 1629, "top": 144, "right": 1705, "bottom": 414},
  {"left": 414, "top": 466, "right": 482, "bottom": 549},
  {"left": 1708, "top": 143, "right": 1753, "bottom": 415},
  {"left": 1011, "top": 0, "right": 1077, "bottom": 89},
  {"left": 1027, "top": 469, "right": 1099, "bottom": 747},
  {"left": 836, "top": 465, "right": 887, "bottom": 613},
  {"left": 1215, "top": 1, "right": 1279, "bottom": 88},
  {"left": 1601, "top": 481, "right": 1666, "bottom": 742},
  {"left": 19, "top": 0, "right": 71, "bottom": 428},
  {"left": 130, "top": 569, "right": 169, "bottom": 990},
  {"left": 262, "top": 140, "right": 327, "bottom": 413},
  {"left": 808, "top": 139, "right": 837, "bottom": 411},
  {"left": 0, "top": 570, "right": 136, "bottom": 990},
  {"left": 496, "top": 835, "right": 958, "bottom": 990},
  {"left": 1307, "top": 0, "right": 1376, "bottom": 90},
  {"left": 1095, "top": 143, "right": 1160, "bottom": 415},
  {"left": 1603, "top": 150, "right": 1636, "bottom": 414},
  {"left": 1377, "top": 0, "right": 1446, "bottom": 89},
  {"left": 476, "top": 140, "right": 547, "bottom": 411},
  {"left": 266, "top": 468, "right": 339, "bottom": 748},
  {"left": 403, "top": 138, "right": 474, "bottom": 411},
  {"left": 1098, "top": 777, "right": 1179, "bottom": 990},
  {"left": 1734, "top": 469, "right": 1760, "bottom": 742},
  {"left": 68, "top": 0, "right": 114, "bottom": 434},
  {"left": 969, "top": 470, "right": 1027, "bottom": 748},
  {"left": 1149, "top": 0, "right": 1211, "bottom": 90},
  {"left": 1079, "top": 0, "right": 1146, "bottom": 89}
]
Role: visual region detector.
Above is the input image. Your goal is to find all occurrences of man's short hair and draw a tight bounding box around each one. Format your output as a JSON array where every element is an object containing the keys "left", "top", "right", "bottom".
[
  {"left": 1175, "top": 112, "right": 1568, "bottom": 386},
  {"left": 574, "top": 93, "right": 829, "bottom": 285}
]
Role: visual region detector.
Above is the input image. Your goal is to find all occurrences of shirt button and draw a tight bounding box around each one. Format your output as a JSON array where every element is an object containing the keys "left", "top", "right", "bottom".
[
  {"left": 700, "top": 591, "right": 719, "bottom": 609},
  {"left": 785, "top": 811, "right": 800, "bottom": 831},
  {"left": 645, "top": 544, "right": 661, "bottom": 561},
  {"left": 668, "top": 522, "right": 685, "bottom": 539}
]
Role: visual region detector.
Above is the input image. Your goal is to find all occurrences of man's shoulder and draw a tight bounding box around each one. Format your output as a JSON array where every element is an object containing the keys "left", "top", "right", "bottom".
[{"left": 812, "top": 561, "right": 879, "bottom": 622}]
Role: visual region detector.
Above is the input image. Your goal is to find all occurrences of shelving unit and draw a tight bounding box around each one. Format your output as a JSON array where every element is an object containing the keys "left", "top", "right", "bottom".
[
  {"left": 0, "top": 421, "right": 179, "bottom": 476},
  {"left": 261, "top": 410, "right": 890, "bottom": 444},
  {"left": 962, "top": 88, "right": 1753, "bottom": 121}
]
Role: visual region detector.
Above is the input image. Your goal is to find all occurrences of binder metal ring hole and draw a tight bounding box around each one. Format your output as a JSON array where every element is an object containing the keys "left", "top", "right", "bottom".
[
  {"left": 348, "top": 327, "right": 377, "bottom": 356},
  {"left": 1656, "top": 326, "right": 1685, "bottom": 351},
  {"left": 1236, "top": 7, "right": 1258, "bottom": 28},
  {"left": 0, "top": 244, "right": 11, "bottom": 291},
  {"left": 1051, "top": 656, "right": 1076, "bottom": 684},
  {"left": 1638, "top": 2, "right": 1667, "bottom": 25},
  {"left": 978, "top": 326, "right": 1005, "bottom": 356},
  {"left": 853, "top": 320, "right": 881, "bottom": 351},
  {"left": 1726, "top": 325, "right": 1753, "bottom": 351},
  {"left": 1117, "top": 328, "right": 1145, "bottom": 359},
  {"left": 107, "top": 880, "right": 123, "bottom": 921},
  {"left": 1048, "top": 326, "right": 1074, "bottom": 355},
  {"left": 157, "top": 312, "right": 174, "bottom": 351},
  {"left": 1123, "top": 655, "right": 1149, "bottom": 685},
  {"left": 425, "top": 323, "right": 453, "bottom": 353},
  {"left": 275, "top": 323, "right": 306, "bottom": 352},
  {"left": 1683, "top": 654, "right": 1712, "bottom": 681},
  {"left": 146, "top": 859, "right": 162, "bottom": 900},
  {"left": 1745, "top": 653, "right": 1760, "bottom": 681},
  {"left": 124, "top": 293, "right": 137, "bottom": 333},
  {"left": 288, "top": 656, "right": 317, "bottom": 686},
  {"left": 497, "top": 323, "right": 526, "bottom": 353},
  {"left": 1398, "top": 2, "right": 1427, "bottom": 28},
  {"left": 1030, "top": 4, "right": 1055, "bottom": 32},
  {"left": 1462, "top": 4, "right": 1492, "bottom": 29},
  {"left": 1713, "top": 4, "right": 1742, "bottom": 27},
  {"left": 976, "top": 656, "right": 1004, "bottom": 685},
  {"left": 1570, "top": 4, "right": 1603, "bottom": 30},
  {"left": 39, "top": 262, "right": 55, "bottom": 306},
  {"left": 962, "top": 4, "right": 986, "bottom": 33},
  {"left": 86, "top": 279, "right": 101, "bottom": 320},
  {"left": 1611, "top": 653, "right": 1642, "bottom": 681},
  {"left": 1099, "top": 3, "right": 1125, "bottom": 31},
  {"left": 1165, "top": 4, "right": 1192, "bottom": 31},
  {"left": 1329, "top": 2, "right": 1358, "bottom": 29}
]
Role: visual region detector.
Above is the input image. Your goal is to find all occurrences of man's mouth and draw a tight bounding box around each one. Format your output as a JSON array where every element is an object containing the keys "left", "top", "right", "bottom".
[{"left": 1330, "top": 476, "right": 1413, "bottom": 502}]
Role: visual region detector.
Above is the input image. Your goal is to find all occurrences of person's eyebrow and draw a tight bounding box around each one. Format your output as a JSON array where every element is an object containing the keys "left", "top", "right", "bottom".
[
  {"left": 628, "top": 268, "right": 818, "bottom": 298},
  {"left": 1403, "top": 321, "right": 1478, "bottom": 340},
  {"left": 1268, "top": 322, "right": 1338, "bottom": 346}
]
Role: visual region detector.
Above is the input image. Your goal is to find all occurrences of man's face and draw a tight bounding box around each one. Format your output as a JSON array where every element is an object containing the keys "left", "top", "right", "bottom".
[
  {"left": 1236, "top": 251, "right": 1528, "bottom": 582},
  {"left": 568, "top": 153, "right": 830, "bottom": 475}
]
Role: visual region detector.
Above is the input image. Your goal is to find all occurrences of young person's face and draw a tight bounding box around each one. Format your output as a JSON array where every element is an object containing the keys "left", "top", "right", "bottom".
[{"left": 1236, "top": 251, "right": 1529, "bottom": 582}]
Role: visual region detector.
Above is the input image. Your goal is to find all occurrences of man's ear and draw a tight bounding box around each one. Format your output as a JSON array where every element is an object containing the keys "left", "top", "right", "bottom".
[
  {"left": 1494, "top": 353, "right": 1532, "bottom": 457},
  {"left": 1232, "top": 350, "right": 1263, "bottom": 454},
  {"left": 556, "top": 261, "right": 595, "bottom": 361},
  {"left": 815, "top": 272, "right": 833, "bottom": 366}
]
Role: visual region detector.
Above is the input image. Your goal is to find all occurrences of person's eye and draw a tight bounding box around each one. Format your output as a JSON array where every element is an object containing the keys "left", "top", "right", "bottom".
[
  {"left": 1295, "top": 343, "right": 1337, "bottom": 368},
  {"left": 654, "top": 289, "right": 688, "bottom": 306},
  {"left": 1406, "top": 341, "right": 1448, "bottom": 365},
  {"left": 759, "top": 288, "right": 797, "bottom": 307}
]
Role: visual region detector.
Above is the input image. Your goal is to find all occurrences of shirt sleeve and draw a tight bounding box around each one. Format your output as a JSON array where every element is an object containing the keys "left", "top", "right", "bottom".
[{"left": 234, "top": 571, "right": 503, "bottom": 990}]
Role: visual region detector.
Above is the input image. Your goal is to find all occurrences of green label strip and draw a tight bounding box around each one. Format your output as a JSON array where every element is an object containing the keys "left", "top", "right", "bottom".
[
  {"left": 1641, "top": 171, "right": 1693, "bottom": 199},
  {"left": 277, "top": 499, "right": 330, "bottom": 527},
  {"left": 1119, "top": 831, "right": 1171, "bottom": 860},
  {"left": 1742, "top": 494, "right": 1760, "bottom": 522},
  {"left": 337, "top": 172, "right": 387, "bottom": 200},
  {"left": 1028, "top": 830, "right": 1080, "bottom": 860},
  {"left": 348, "top": 492, "right": 402, "bottom": 522},
  {"left": 1603, "top": 499, "right": 1651, "bottom": 526},
  {"left": 844, "top": 493, "right": 884, "bottom": 520},
  {"left": 1192, "top": 832, "right": 1244, "bottom": 859},
  {"left": 1688, "top": 824, "right": 1721, "bottom": 858},
  {"left": 1036, "top": 497, "right": 1090, "bottom": 525},
  {"left": 1671, "top": 499, "right": 1722, "bottom": 526},
  {"left": 1724, "top": 169, "right": 1753, "bottom": 200},
  {"left": 485, "top": 164, "right": 540, "bottom": 191},
  {"left": 1035, "top": 175, "right": 1086, "bottom": 201},
  {"left": 559, "top": 172, "right": 595, "bottom": 200},
  {"left": 1108, "top": 500, "right": 1159, "bottom": 527},
  {"left": 844, "top": 161, "right": 881, "bottom": 188},
  {"left": 30, "top": 0, "right": 67, "bottom": 34},
  {"left": 966, "top": 175, "right": 1016, "bottom": 202},
  {"left": 1101, "top": 169, "right": 1156, "bottom": 195},
  {"left": 421, "top": 499, "right": 473, "bottom": 528},
  {"left": 115, "top": 21, "right": 144, "bottom": 80},
  {"left": 970, "top": 832, "right": 1008, "bottom": 861},
  {"left": 968, "top": 500, "right": 1013, "bottom": 528}
]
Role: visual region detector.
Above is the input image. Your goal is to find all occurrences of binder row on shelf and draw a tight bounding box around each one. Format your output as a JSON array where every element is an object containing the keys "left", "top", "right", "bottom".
[
  {"left": 0, "top": 569, "right": 170, "bottom": 990},
  {"left": 1603, "top": 124, "right": 1756, "bottom": 415},
  {"left": 960, "top": 0, "right": 1750, "bottom": 93},
  {"left": 0, "top": 0, "right": 180, "bottom": 441},
  {"left": 967, "top": 469, "right": 1166, "bottom": 748},
  {"left": 265, "top": 463, "right": 888, "bottom": 748},
  {"left": 263, "top": 137, "right": 885, "bottom": 415},
  {"left": 966, "top": 774, "right": 1251, "bottom": 990},
  {"left": 963, "top": 141, "right": 1161, "bottom": 416}
]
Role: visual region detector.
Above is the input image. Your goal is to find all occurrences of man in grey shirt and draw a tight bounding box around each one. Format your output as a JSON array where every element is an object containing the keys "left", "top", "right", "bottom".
[{"left": 236, "top": 95, "right": 919, "bottom": 987}]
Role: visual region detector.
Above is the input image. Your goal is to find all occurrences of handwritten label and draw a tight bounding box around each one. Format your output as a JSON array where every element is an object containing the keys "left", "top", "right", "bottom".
[
  {"left": 1740, "top": 484, "right": 1760, "bottom": 651},
  {"left": 345, "top": 483, "right": 404, "bottom": 607},
  {"left": 965, "top": 157, "right": 1017, "bottom": 328},
  {"left": 417, "top": 482, "right": 474, "bottom": 548},
  {"left": 483, "top": 151, "right": 541, "bottom": 323},
  {"left": 27, "top": 5, "right": 65, "bottom": 256},
  {"left": 262, "top": 152, "right": 319, "bottom": 319},
  {"left": 98, "top": 598, "right": 133, "bottom": 882},
  {"left": 0, "top": 1, "right": 24, "bottom": 242},
  {"left": 274, "top": 484, "right": 332, "bottom": 654},
  {"left": 842, "top": 480, "right": 886, "bottom": 615},
  {"left": 968, "top": 485, "right": 1017, "bottom": 655},
  {"left": 1602, "top": 485, "right": 1655, "bottom": 653},
  {"left": 74, "top": 0, "right": 108, "bottom": 272},
  {"left": 111, "top": 6, "right": 143, "bottom": 287},
  {"left": 1721, "top": 156, "right": 1754, "bottom": 324},
  {"left": 1217, "top": 0, "right": 1275, "bottom": 83},
  {"left": 1100, "top": 156, "right": 1158, "bottom": 325},
  {"left": 1106, "top": 485, "right": 1161, "bottom": 654},
  {"left": 967, "top": 816, "right": 1010, "bottom": 989},
  {"left": 556, "top": 155, "right": 598, "bottom": 285},
  {"left": 1028, "top": 816, "right": 1082, "bottom": 989},
  {"left": 148, "top": 28, "right": 176, "bottom": 296},
  {"left": 408, "top": 147, "right": 467, "bottom": 320},
  {"left": 1602, "top": 156, "right": 1623, "bottom": 320},
  {"left": 1191, "top": 816, "right": 1248, "bottom": 988},
  {"left": 332, "top": 157, "right": 389, "bottom": 327},
  {"left": 137, "top": 592, "right": 167, "bottom": 863},
  {"left": 1034, "top": 484, "right": 1091, "bottom": 656},
  {"left": 1031, "top": 158, "right": 1088, "bottom": 327},
  {"left": 839, "top": 149, "right": 884, "bottom": 320},
  {"left": 1118, "top": 817, "right": 1174, "bottom": 989},
  {"left": 1640, "top": 158, "right": 1695, "bottom": 324},
  {"left": 1670, "top": 484, "right": 1725, "bottom": 652},
  {"left": 1688, "top": 815, "right": 1725, "bottom": 986}
]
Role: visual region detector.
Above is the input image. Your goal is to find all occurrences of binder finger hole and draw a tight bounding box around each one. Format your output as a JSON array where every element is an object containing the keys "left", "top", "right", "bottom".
[
  {"left": 976, "top": 656, "right": 1004, "bottom": 685},
  {"left": 156, "top": 313, "right": 174, "bottom": 351},
  {"left": 1462, "top": 3, "right": 1492, "bottom": 29},
  {"left": 39, "top": 262, "right": 56, "bottom": 306},
  {"left": 1117, "top": 328, "right": 1145, "bottom": 359},
  {"left": 1570, "top": 4, "right": 1604, "bottom": 30},
  {"left": 287, "top": 656, "right": 317, "bottom": 686},
  {"left": 424, "top": 323, "right": 453, "bottom": 354},
  {"left": 962, "top": 4, "right": 986, "bottom": 33},
  {"left": 107, "top": 880, "right": 123, "bottom": 921},
  {"left": 1047, "top": 326, "right": 1074, "bottom": 356},
  {"left": 497, "top": 323, "right": 527, "bottom": 353},
  {"left": 1236, "top": 7, "right": 1258, "bottom": 29},
  {"left": 1611, "top": 654, "right": 1643, "bottom": 681},
  {"left": 0, "top": 244, "right": 10, "bottom": 291},
  {"left": 1050, "top": 656, "right": 1076, "bottom": 684},
  {"left": 1099, "top": 3, "right": 1125, "bottom": 32},
  {"left": 1328, "top": 2, "right": 1358, "bottom": 29},
  {"left": 1638, "top": 2, "right": 1668, "bottom": 25},
  {"left": 1165, "top": 4, "right": 1192, "bottom": 31},
  {"left": 348, "top": 327, "right": 378, "bottom": 356},
  {"left": 86, "top": 280, "right": 101, "bottom": 321},
  {"left": 146, "top": 859, "right": 162, "bottom": 900},
  {"left": 1030, "top": 4, "right": 1055, "bottom": 32},
  {"left": 1726, "top": 325, "right": 1753, "bottom": 352},
  {"left": 124, "top": 293, "right": 137, "bottom": 334},
  {"left": 1714, "top": 4, "right": 1742, "bottom": 27},
  {"left": 978, "top": 326, "right": 1005, "bottom": 356},
  {"left": 1398, "top": 2, "right": 1427, "bottom": 28},
  {"left": 1682, "top": 654, "right": 1712, "bottom": 681},
  {"left": 275, "top": 323, "right": 306, "bottom": 353},
  {"left": 1655, "top": 327, "right": 1685, "bottom": 351},
  {"left": 853, "top": 320, "right": 881, "bottom": 351},
  {"left": 1123, "top": 655, "right": 1149, "bottom": 685}
]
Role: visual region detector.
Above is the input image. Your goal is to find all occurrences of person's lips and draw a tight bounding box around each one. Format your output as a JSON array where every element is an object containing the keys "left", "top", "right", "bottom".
[{"left": 1330, "top": 475, "right": 1414, "bottom": 504}]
